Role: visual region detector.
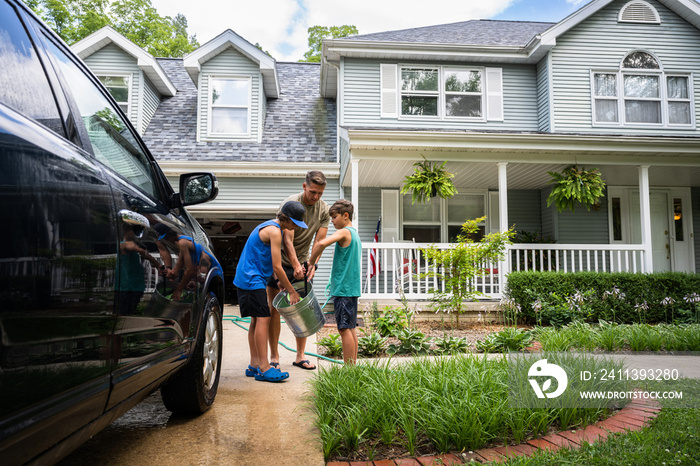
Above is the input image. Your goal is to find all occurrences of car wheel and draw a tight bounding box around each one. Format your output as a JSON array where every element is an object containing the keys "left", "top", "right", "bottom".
[{"left": 161, "top": 291, "right": 222, "bottom": 414}]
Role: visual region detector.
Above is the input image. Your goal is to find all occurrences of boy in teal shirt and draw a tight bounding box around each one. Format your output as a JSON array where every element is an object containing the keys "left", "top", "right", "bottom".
[{"left": 308, "top": 200, "right": 361, "bottom": 365}]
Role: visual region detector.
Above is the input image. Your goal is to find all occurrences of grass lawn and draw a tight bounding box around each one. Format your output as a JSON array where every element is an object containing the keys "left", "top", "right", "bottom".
[{"left": 497, "top": 377, "right": 700, "bottom": 465}]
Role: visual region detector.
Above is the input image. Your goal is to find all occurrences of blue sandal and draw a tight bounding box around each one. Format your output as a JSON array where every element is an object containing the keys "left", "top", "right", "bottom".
[
  {"left": 255, "top": 367, "right": 289, "bottom": 383},
  {"left": 245, "top": 365, "right": 258, "bottom": 377}
]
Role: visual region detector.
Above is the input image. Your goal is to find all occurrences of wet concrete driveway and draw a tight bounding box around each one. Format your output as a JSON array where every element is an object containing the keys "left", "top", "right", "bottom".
[{"left": 58, "top": 306, "right": 325, "bottom": 466}]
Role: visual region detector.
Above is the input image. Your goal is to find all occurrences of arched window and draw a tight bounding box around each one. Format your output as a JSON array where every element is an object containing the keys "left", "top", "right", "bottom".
[{"left": 592, "top": 51, "right": 692, "bottom": 127}]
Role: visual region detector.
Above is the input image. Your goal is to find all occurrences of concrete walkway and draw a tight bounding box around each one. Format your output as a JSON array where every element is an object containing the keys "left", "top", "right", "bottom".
[{"left": 221, "top": 304, "right": 326, "bottom": 466}]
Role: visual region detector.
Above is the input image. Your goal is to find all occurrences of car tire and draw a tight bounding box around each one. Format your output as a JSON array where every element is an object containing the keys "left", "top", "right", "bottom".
[{"left": 161, "top": 291, "right": 222, "bottom": 414}]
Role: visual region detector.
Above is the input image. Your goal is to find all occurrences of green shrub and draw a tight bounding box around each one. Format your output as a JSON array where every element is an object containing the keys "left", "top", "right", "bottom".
[
  {"left": 433, "top": 334, "right": 469, "bottom": 355},
  {"left": 505, "top": 271, "right": 700, "bottom": 325},
  {"left": 387, "top": 329, "right": 431, "bottom": 356},
  {"left": 317, "top": 334, "right": 343, "bottom": 358},
  {"left": 475, "top": 327, "right": 533, "bottom": 353},
  {"left": 358, "top": 331, "right": 388, "bottom": 357}
]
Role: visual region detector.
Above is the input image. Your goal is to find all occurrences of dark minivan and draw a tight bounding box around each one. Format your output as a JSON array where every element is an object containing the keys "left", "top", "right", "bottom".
[{"left": 0, "top": 1, "right": 225, "bottom": 464}]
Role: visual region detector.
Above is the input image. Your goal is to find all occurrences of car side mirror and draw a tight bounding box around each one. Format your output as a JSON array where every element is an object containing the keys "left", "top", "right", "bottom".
[{"left": 177, "top": 173, "right": 218, "bottom": 207}]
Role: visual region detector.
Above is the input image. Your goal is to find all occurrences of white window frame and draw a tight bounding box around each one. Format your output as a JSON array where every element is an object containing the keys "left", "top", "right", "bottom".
[
  {"left": 591, "top": 52, "right": 695, "bottom": 129},
  {"left": 207, "top": 75, "right": 252, "bottom": 137},
  {"left": 398, "top": 65, "right": 486, "bottom": 121},
  {"left": 400, "top": 190, "right": 487, "bottom": 242},
  {"left": 97, "top": 73, "right": 131, "bottom": 116},
  {"left": 399, "top": 66, "right": 440, "bottom": 119}
]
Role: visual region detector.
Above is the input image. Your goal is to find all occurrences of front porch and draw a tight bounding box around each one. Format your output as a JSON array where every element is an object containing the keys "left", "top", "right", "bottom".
[{"left": 361, "top": 242, "right": 648, "bottom": 301}]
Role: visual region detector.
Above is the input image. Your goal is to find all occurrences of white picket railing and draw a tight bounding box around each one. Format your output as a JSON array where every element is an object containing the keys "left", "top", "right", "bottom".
[{"left": 361, "top": 242, "right": 647, "bottom": 300}]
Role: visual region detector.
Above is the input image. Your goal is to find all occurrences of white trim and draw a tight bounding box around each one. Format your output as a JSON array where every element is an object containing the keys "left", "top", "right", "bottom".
[
  {"left": 547, "top": 51, "right": 555, "bottom": 132},
  {"left": 96, "top": 72, "right": 132, "bottom": 116},
  {"left": 395, "top": 64, "right": 494, "bottom": 122},
  {"left": 183, "top": 29, "right": 279, "bottom": 98},
  {"left": 157, "top": 161, "right": 340, "bottom": 178},
  {"left": 206, "top": 75, "right": 252, "bottom": 138},
  {"left": 619, "top": 0, "right": 661, "bottom": 23},
  {"left": 591, "top": 51, "right": 695, "bottom": 129},
  {"left": 71, "top": 26, "right": 176, "bottom": 96}
]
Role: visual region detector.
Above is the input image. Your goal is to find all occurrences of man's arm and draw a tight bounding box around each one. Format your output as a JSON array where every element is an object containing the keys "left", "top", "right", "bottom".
[
  {"left": 282, "top": 228, "right": 305, "bottom": 280},
  {"left": 266, "top": 227, "right": 301, "bottom": 305},
  {"left": 306, "top": 227, "right": 327, "bottom": 281}
]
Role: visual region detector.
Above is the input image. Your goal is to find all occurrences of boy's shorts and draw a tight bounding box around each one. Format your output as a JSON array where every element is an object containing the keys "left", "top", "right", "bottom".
[
  {"left": 334, "top": 296, "right": 358, "bottom": 330},
  {"left": 237, "top": 288, "right": 270, "bottom": 318}
]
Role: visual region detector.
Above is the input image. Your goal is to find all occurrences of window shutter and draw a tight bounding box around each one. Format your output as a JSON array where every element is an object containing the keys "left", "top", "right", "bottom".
[
  {"left": 381, "top": 189, "right": 400, "bottom": 242},
  {"left": 485, "top": 67, "right": 504, "bottom": 121},
  {"left": 380, "top": 64, "right": 399, "bottom": 118}
]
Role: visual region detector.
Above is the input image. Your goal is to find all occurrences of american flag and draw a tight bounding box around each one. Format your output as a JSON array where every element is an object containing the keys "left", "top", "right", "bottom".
[{"left": 368, "top": 218, "right": 380, "bottom": 278}]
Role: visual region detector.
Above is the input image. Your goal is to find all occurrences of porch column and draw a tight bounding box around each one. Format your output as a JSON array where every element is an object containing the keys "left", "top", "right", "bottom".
[
  {"left": 498, "top": 162, "right": 509, "bottom": 287},
  {"left": 638, "top": 165, "right": 653, "bottom": 272},
  {"left": 498, "top": 163, "right": 509, "bottom": 232},
  {"left": 351, "top": 158, "right": 359, "bottom": 230}
]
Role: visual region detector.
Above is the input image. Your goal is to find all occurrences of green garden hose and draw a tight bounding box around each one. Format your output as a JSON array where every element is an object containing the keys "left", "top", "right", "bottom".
[{"left": 223, "top": 314, "right": 343, "bottom": 364}]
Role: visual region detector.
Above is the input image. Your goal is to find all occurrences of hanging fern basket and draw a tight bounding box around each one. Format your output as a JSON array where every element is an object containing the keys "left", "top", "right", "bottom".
[
  {"left": 546, "top": 165, "right": 606, "bottom": 212},
  {"left": 400, "top": 157, "right": 457, "bottom": 204}
]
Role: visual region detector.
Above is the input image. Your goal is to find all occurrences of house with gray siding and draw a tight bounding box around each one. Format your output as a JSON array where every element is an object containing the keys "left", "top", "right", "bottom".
[
  {"left": 322, "top": 0, "right": 700, "bottom": 300},
  {"left": 73, "top": 0, "right": 700, "bottom": 303},
  {"left": 72, "top": 28, "right": 339, "bottom": 304}
]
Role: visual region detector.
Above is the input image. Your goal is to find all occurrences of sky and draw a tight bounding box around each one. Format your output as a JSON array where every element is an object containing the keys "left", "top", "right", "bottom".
[{"left": 149, "top": 0, "right": 591, "bottom": 62}]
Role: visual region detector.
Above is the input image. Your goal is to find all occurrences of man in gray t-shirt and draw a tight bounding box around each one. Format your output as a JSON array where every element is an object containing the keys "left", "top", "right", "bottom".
[{"left": 266, "top": 171, "right": 330, "bottom": 370}]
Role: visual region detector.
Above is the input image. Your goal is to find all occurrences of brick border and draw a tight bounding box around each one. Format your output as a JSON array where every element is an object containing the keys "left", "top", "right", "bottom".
[{"left": 326, "top": 395, "right": 661, "bottom": 465}]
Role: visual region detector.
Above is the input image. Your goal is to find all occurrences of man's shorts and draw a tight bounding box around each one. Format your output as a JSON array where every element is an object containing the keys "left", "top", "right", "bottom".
[
  {"left": 334, "top": 296, "right": 358, "bottom": 330},
  {"left": 237, "top": 288, "right": 270, "bottom": 318},
  {"left": 265, "top": 263, "right": 315, "bottom": 289}
]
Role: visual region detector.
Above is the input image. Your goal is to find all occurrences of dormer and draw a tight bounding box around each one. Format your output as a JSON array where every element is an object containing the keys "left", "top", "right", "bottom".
[
  {"left": 71, "top": 27, "right": 176, "bottom": 135},
  {"left": 183, "top": 30, "right": 279, "bottom": 143}
]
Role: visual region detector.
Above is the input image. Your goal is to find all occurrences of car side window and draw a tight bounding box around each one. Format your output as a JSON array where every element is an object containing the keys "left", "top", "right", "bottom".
[
  {"left": 0, "top": 1, "right": 65, "bottom": 138},
  {"left": 41, "top": 37, "right": 159, "bottom": 199}
]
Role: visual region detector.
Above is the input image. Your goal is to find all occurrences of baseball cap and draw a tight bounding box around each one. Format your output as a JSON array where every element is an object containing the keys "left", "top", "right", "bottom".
[
  {"left": 154, "top": 223, "right": 174, "bottom": 240},
  {"left": 281, "top": 201, "right": 308, "bottom": 229}
]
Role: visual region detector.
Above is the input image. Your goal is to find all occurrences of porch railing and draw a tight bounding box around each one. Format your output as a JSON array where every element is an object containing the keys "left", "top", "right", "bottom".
[{"left": 361, "top": 242, "right": 647, "bottom": 300}]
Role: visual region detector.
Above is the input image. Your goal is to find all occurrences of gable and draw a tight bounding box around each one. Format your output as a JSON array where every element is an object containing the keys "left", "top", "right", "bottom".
[{"left": 548, "top": 0, "right": 700, "bottom": 134}]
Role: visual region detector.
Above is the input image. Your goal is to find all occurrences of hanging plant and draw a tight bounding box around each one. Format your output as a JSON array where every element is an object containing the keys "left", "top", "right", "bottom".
[
  {"left": 401, "top": 156, "right": 457, "bottom": 204},
  {"left": 546, "top": 165, "right": 606, "bottom": 212}
]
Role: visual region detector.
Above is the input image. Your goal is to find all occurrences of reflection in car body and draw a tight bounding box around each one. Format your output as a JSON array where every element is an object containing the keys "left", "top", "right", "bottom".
[{"left": 0, "top": 1, "right": 225, "bottom": 464}]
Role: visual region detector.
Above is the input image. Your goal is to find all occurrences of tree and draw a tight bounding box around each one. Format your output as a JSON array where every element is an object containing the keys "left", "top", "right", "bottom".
[
  {"left": 422, "top": 217, "right": 514, "bottom": 326},
  {"left": 301, "top": 25, "right": 358, "bottom": 62},
  {"left": 27, "top": 0, "right": 199, "bottom": 57}
]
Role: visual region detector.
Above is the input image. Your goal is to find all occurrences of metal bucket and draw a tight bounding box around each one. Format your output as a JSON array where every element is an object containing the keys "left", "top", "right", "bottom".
[{"left": 272, "top": 282, "right": 326, "bottom": 338}]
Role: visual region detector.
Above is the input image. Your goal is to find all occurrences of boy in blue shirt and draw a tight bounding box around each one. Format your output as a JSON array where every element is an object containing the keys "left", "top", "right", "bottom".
[
  {"left": 308, "top": 200, "right": 361, "bottom": 365},
  {"left": 234, "top": 201, "right": 307, "bottom": 382}
]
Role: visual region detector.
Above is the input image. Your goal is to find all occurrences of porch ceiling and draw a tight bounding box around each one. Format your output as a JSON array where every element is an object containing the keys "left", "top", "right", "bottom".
[
  {"left": 344, "top": 160, "right": 700, "bottom": 190},
  {"left": 342, "top": 130, "right": 700, "bottom": 190}
]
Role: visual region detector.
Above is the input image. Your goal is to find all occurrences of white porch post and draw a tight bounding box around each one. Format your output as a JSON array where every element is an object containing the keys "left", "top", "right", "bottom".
[
  {"left": 351, "top": 158, "right": 359, "bottom": 231},
  {"left": 638, "top": 165, "right": 653, "bottom": 272},
  {"left": 498, "top": 162, "right": 509, "bottom": 288}
]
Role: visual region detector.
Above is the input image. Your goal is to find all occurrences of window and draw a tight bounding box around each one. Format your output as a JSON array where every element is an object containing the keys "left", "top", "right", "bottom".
[
  {"left": 0, "top": 1, "right": 65, "bottom": 138},
  {"left": 209, "top": 77, "right": 250, "bottom": 135},
  {"left": 400, "top": 66, "right": 484, "bottom": 119},
  {"left": 444, "top": 69, "right": 482, "bottom": 118},
  {"left": 592, "top": 51, "right": 693, "bottom": 127},
  {"left": 402, "top": 192, "right": 486, "bottom": 242},
  {"left": 44, "top": 39, "right": 158, "bottom": 198},
  {"left": 401, "top": 68, "right": 439, "bottom": 116},
  {"left": 98, "top": 75, "right": 130, "bottom": 114}
]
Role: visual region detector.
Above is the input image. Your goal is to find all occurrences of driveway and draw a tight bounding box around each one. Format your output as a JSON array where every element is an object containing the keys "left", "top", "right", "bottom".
[{"left": 59, "top": 305, "right": 325, "bottom": 466}]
